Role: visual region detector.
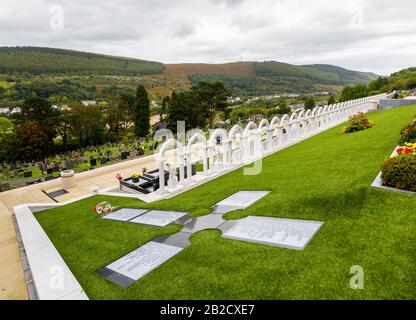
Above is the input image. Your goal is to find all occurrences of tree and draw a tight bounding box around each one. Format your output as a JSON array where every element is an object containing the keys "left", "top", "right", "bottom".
[
  {"left": 340, "top": 83, "right": 369, "bottom": 102},
  {"left": 276, "top": 101, "right": 291, "bottom": 114},
  {"left": 368, "top": 77, "right": 389, "bottom": 92},
  {"left": 166, "top": 91, "right": 194, "bottom": 132},
  {"left": 106, "top": 93, "right": 134, "bottom": 141},
  {"left": 328, "top": 96, "right": 336, "bottom": 105},
  {"left": 14, "top": 98, "right": 59, "bottom": 156},
  {"left": 304, "top": 98, "right": 316, "bottom": 110},
  {"left": 165, "top": 81, "right": 230, "bottom": 130},
  {"left": 134, "top": 85, "right": 150, "bottom": 137},
  {"left": 160, "top": 96, "right": 169, "bottom": 122},
  {"left": 68, "top": 103, "right": 106, "bottom": 147},
  {"left": 10, "top": 121, "right": 50, "bottom": 161},
  {"left": 0, "top": 117, "right": 13, "bottom": 134},
  {"left": 190, "top": 81, "right": 230, "bottom": 126},
  {"left": 56, "top": 109, "right": 72, "bottom": 151}
]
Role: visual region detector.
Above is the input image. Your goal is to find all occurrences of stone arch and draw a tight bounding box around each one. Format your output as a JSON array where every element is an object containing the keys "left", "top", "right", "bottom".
[
  {"left": 258, "top": 119, "right": 270, "bottom": 151},
  {"left": 156, "top": 139, "right": 185, "bottom": 193},
  {"left": 208, "top": 128, "right": 229, "bottom": 172},
  {"left": 243, "top": 121, "right": 259, "bottom": 159},
  {"left": 229, "top": 124, "right": 244, "bottom": 163},
  {"left": 270, "top": 116, "right": 281, "bottom": 128},
  {"left": 289, "top": 112, "right": 298, "bottom": 123},
  {"left": 187, "top": 132, "right": 207, "bottom": 176}
]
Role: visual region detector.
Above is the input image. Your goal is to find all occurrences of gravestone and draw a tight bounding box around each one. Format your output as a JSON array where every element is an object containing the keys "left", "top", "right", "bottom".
[
  {"left": 23, "top": 171, "right": 32, "bottom": 178},
  {"left": 220, "top": 216, "right": 323, "bottom": 250},
  {"left": 129, "top": 210, "right": 188, "bottom": 227},
  {"left": 102, "top": 208, "right": 148, "bottom": 222}
]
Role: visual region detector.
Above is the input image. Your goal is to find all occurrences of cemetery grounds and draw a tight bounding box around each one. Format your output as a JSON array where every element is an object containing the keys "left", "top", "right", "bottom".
[{"left": 35, "top": 106, "right": 416, "bottom": 299}]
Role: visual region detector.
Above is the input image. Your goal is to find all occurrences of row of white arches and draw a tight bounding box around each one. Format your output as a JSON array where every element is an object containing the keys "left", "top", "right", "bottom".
[{"left": 155, "top": 93, "right": 387, "bottom": 193}]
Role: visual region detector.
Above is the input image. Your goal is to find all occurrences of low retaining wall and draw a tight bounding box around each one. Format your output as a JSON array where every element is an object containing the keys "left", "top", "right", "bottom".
[
  {"left": 14, "top": 202, "right": 90, "bottom": 300},
  {"left": 379, "top": 99, "right": 416, "bottom": 110}
]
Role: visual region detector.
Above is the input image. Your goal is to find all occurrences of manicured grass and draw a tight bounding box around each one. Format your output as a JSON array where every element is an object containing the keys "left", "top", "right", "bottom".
[{"left": 36, "top": 106, "right": 416, "bottom": 299}]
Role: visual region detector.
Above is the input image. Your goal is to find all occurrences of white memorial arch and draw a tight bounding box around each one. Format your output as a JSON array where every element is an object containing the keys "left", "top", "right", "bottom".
[{"left": 153, "top": 93, "right": 388, "bottom": 199}]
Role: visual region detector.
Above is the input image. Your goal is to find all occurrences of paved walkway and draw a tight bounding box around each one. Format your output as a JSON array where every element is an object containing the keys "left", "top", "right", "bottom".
[{"left": 0, "top": 153, "right": 159, "bottom": 300}]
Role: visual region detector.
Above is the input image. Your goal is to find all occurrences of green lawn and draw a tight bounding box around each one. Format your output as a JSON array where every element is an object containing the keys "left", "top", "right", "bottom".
[{"left": 36, "top": 106, "right": 416, "bottom": 300}]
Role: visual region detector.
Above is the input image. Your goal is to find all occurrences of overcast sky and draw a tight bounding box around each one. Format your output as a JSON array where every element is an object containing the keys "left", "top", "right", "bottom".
[{"left": 0, "top": 0, "right": 415, "bottom": 75}]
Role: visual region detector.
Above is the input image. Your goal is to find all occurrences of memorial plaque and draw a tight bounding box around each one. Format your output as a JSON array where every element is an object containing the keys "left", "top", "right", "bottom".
[
  {"left": 129, "top": 210, "right": 188, "bottom": 227},
  {"left": 98, "top": 241, "right": 183, "bottom": 287},
  {"left": 215, "top": 191, "right": 270, "bottom": 209},
  {"left": 220, "top": 216, "right": 323, "bottom": 250},
  {"left": 101, "top": 208, "right": 147, "bottom": 222}
]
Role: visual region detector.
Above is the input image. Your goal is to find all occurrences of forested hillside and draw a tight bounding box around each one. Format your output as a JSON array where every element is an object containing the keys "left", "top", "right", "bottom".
[
  {"left": 0, "top": 47, "right": 165, "bottom": 75},
  {"left": 0, "top": 47, "right": 381, "bottom": 97},
  {"left": 380, "top": 67, "right": 416, "bottom": 91},
  {"left": 302, "top": 64, "right": 379, "bottom": 85}
]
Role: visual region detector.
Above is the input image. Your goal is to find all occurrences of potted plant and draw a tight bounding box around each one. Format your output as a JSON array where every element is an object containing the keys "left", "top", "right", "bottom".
[{"left": 131, "top": 173, "right": 140, "bottom": 183}]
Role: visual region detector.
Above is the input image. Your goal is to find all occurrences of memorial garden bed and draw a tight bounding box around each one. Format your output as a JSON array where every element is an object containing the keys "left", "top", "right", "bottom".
[
  {"left": 34, "top": 106, "right": 416, "bottom": 299},
  {"left": 374, "top": 116, "right": 416, "bottom": 193}
]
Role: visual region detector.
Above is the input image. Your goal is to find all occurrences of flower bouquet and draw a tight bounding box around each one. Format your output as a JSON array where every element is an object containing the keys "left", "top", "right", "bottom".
[
  {"left": 92, "top": 201, "right": 118, "bottom": 216},
  {"left": 116, "top": 173, "right": 123, "bottom": 190}
]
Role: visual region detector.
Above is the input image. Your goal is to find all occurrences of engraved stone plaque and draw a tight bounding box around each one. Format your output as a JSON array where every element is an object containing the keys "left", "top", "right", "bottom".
[
  {"left": 220, "top": 216, "right": 323, "bottom": 250},
  {"left": 215, "top": 191, "right": 270, "bottom": 209},
  {"left": 98, "top": 241, "right": 183, "bottom": 287},
  {"left": 101, "top": 208, "right": 148, "bottom": 222},
  {"left": 129, "top": 210, "right": 188, "bottom": 227}
]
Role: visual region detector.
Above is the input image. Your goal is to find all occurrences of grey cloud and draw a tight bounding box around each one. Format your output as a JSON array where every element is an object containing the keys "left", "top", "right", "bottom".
[{"left": 0, "top": 0, "right": 414, "bottom": 74}]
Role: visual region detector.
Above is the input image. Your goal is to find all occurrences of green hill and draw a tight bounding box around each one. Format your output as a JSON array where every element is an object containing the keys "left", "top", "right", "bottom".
[
  {"left": 253, "top": 61, "right": 377, "bottom": 85},
  {"left": 383, "top": 67, "right": 416, "bottom": 90},
  {"left": 302, "top": 64, "right": 379, "bottom": 84},
  {"left": 0, "top": 47, "right": 380, "bottom": 96},
  {"left": 0, "top": 47, "right": 165, "bottom": 76},
  {"left": 186, "top": 62, "right": 378, "bottom": 95}
]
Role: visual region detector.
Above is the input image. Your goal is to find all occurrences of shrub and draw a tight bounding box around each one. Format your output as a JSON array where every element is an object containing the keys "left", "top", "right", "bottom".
[
  {"left": 399, "top": 119, "right": 416, "bottom": 144},
  {"left": 381, "top": 153, "right": 416, "bottom": 192},
  {"left": 344, "top": 112, "right": 373, "bottom": 133}
]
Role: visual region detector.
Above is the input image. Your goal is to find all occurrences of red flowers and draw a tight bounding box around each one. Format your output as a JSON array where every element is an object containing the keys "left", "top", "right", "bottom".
[{"left": 397, "top": 147, "right": 413, "bottom": 155}]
